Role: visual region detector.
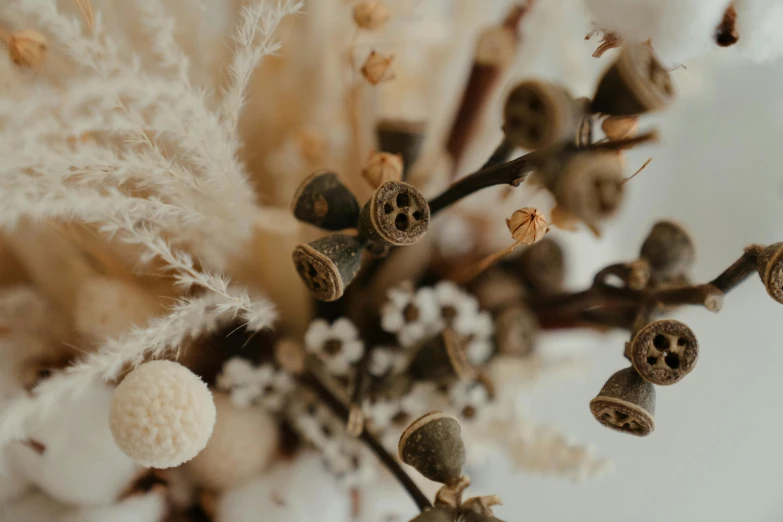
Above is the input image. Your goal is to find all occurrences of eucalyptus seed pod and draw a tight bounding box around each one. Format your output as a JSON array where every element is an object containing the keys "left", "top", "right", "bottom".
[
  {"left": 639, "top": 221, "right": 695, "bottom": 284},
  {"left": 376, "top": 119, "right": 426, "bottom": 176},
  {"left": 589, "top": 367, "right": 656, "bottom": 436},
  {"left": 408, "top": 507, "right": 458, "bottom": 522},
  {"left": 628, "top": 319, "right": 698, "bottom": 385},
  {"left": 291, "top": 171, "right": 361, "bottom": 231},
  {"left": 358, "top": 180, "right": 430, "bottom": 246},
  {"left": 503, "top": 80, "right": 582, "bottom": 150},
  {"left": 494, "top": 304, "right": 537, "bottom": 357},
  {"left": 591, "top": 44, "right": 674, "bottom": 116},
  {"left": 292, "top": 234, "right": 364, "bottom": 302},
  {"left": 551, "top": 151, "right": 624, "bottom": 231},
  {"left": 515, "top": 238, "right": 565, "bottom": 294},
  {"left": 756, "top": 242, "right": 783, "bottom": 304},
  {"left": 408, "top": 329, "right": 477, "bottom": 383},
  {"left": 399, "top": 411, "right": 465, "bottom": 485}
]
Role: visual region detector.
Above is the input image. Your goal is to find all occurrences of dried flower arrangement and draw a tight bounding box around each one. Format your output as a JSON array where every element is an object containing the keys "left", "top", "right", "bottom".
[{"left": 0, "top": 0, "right": 781, "bottom": 521}]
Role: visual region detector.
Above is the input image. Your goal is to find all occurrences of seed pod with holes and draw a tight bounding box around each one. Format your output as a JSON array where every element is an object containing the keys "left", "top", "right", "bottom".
[
  {"left": 627, "top": 319, "right": 698, "bottom": 385},
  {"left": 376, "top": 119, "right": 426, "bottom": 177},
  {"left": 511, "top": 238, "right": 565, "bottom": 295},
  {"left": 291, "top": 171, "right": 361, "bottom": 231},
  {"left": 358, "top": 180, "right": 430, "bottom": 247},
  {"left": 408, "top": 329, "right": 476, "bottom": 383},
  {"left": 756, "top": 243, "right": 783, "bottom": 304},
  {"left": 399, "top": 411, "right": 465, "bottom": 485},
  {"left": 589, "top": 367, "right": 656, "bottom": 436},
  {"left": 494, "top": 304, "right": 538, "bottom": 357},
  {"left": 639, "top": 221, "right": 695, "bottom": 284},
  {"left": 591, "top": 44, "right": 674, "bottom": 116},
  {"left": 409, "top": 508, "right": 459, "bottom": 522},
  {"left": 292, "top": 235, "right": 364, "bottom": 302},
  {"left": 503, "top": 80, "right": 582, "bottom": 150}
]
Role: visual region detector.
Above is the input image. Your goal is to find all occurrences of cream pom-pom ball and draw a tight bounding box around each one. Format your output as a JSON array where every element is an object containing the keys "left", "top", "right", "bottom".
[
  {"left": 75, "top": 276, "right": 161, "bottom": 341},
  {"left": 186, "top": 392, "right": 278, "bottom": 491},
  {"left": 110, "top": 360, "right": 216, "bottom": 469}
]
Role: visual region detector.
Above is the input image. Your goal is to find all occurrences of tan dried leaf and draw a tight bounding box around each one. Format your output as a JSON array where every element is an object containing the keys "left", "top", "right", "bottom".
[
  {"left": 360, "top": 50, "right": 395, "bottom": 85},
  {"left": 352, "top": 1, "right": 390, "bottom": 31},
  {"left": 361, "top": 152, "right": 403, "bottom": 189},
  {"left": 506, "top": 207, "right": 548, "bottom": 245},
  {"left": 8, "top": 29, "right": 47, "bottom": 67}
]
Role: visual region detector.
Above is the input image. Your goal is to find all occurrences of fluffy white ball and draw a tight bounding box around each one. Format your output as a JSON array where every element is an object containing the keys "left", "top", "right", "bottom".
[
  {"left": 216, "top": 452, "right": 351, "bottom": 522},
  {"left": 110, "top": 360, "right": 216, "bottom": 469},
  {"left": 7, "top": 381, "right": 140, "bottom": 506},
  {"left": 186, "top": 392, "right": 278, "bottom": 491},
  {"left": 75, "top": 276, "right": 160, "bottom": 341}
]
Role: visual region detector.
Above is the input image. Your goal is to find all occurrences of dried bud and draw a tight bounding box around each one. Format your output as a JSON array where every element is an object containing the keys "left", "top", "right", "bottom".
[
  {"left": 494, "top": 304, "right": 538, "bottom": 357},
  {"left": 601, "top": 115, "right": 638, "bottom": 140},
  {"left": 757, "top": 243, "right": 783, "bottom": 304},
  {"left": 627, "top": 319, "right": 698, "bottom": 385},
  {"left": 360, "top": 50, "right": 395, "bottom": 85},
  {"left": 408, "top": 328, "right": 477, "bottom": 383},
  {"left": 291, "top": 171, "right": 361, "bottom": 231},
  {"left": 589, "top": 367, "right": 656, "bottom": 436},
  {"left": 399, "top": 411, "right": 465, "bottom": 484},
  {"left": 715, "top": 4, "right": 739, "bottom": 47},
  {"left": 376, "top": 119, "right": 426, "bottom": 176},
  {"left": 8, "top": 29, "right": 47, "bottom": 67},
  {"left": 592, "top": 44, "right": 674, "bottom": 116},
  {"left": 503, "top": 80, "right": 582, "bottom": 150},
  {"left": 358, "top": 180, "right": 430, "bottom": 246},
  {"left": 515, "top": 238, "right": 565, "bottom": 295},
  {"left": 292, "top": 234, "right": 364, "bottom": 302},
  {"left": 639, "top": 221, "right": 695, "bottom": 284},
  {"left": 475, "top": 26, "right": 516, "bottom": 67},
  {"left": 506, "top": 208, "right": 548, "bottom": 245},
  {"left": 352, "top": 1, "right": 390, "bottom": 30},
  {"left": 362, "top": 152, "right": 403, "bottom": 189}
]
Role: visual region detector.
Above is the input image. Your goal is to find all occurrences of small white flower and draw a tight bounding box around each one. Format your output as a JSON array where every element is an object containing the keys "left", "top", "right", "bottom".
[
  {"left": 465, "top": 311, "right": 495, "bottom": 365},
  {"left": 380, "top": 285, "right": 440, "bottom": 347},
  {"left": 399, "top": 381, "right": 437, "bottom": 419},
  {"left": 368, "top": 346, "right": 409, "bottom": 377},
  {"left": 254, "top": 365, "right": 295, "bottom": 412},
  {"left": 433, "top": 281, "right": 481, "bottom": 337},
  {"left": 304, "top": 318, "right": 364, "bottom": 376},
  {"left": 449, "top": 380, "right": 490, "bottom": 421},
  {"left": 217, "top": 358, "right": 294, "bottom": 412},
  {"left": 362, "top": 396, "right": 400, "bottom": 431}
]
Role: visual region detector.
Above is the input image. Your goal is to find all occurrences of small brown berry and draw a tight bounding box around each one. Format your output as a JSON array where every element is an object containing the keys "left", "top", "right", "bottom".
[
  {"left": 505, "top": 207, "right": 548, "bottom": 245},
  {"left": 291, "top": 171, "right": 361, "bottom": 231},
  {"left": 362, "top": 152, "right": 403, "bottom": 189},
  {"left": 292, "top": 235, "right": 364, "bottom": 302},
  {"left": 503, "top": 80, "right": 582, "bottom": 150},
  {"left": 8, "top": 29, "right": 47, "bottom": 67},
  {"left": 360, "top": 50, "right": 395, "bottom": 85},
  {"left": 399, "top": 411, "right": 466, "bottom": 484},
  {"left": 589, "top": 367, "right": 656, "bottom": 436},
  {"left": 592, "top": 44, "right": 674, "bottom": 116},
  {"left": 756, "top": 243, "right": 783, "bottom": 304},
  {"left": 352, "top": 1, "right": 390, "bottom": 30},
  {"left": 639, "top": 220, "right": 695, "bottom": 284},
  {"left": 628, "top": 319, "right": 698, "bottom": 385},
  {"left": 358, "top": 180, "right": 429, "bottom": 246}
]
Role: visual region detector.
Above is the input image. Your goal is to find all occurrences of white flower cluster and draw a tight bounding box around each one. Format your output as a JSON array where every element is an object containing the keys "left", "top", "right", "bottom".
[
  {"left": 304, "top": 318, "right": 365, "bottom": 377},
  {"left": 217, "top": 358, "right": 295, "bottom": 412}
]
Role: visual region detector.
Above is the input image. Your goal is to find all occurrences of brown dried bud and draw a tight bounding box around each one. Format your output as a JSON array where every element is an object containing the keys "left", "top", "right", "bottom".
[
  {"left": 639, "top": 220, "right": 695, "bottom": 284},
  {"left": 8, "top": 29, "right": 47, "bottom": 67},
  {"left": 515, "top": 238, "right": 565, "bottom": 295},
  {"left": 494, "top": 304, "right": 538, "bottom": 357},
  {"left": 628, "top": 319, "right": 698, "bottom": 385},
  {"left": 352, "top": 1, "right": 390, "bottom": 30},
  {"left": 358, "top": 180, "right": 429, "bottom": 246},
  {"left": 361, "top": 152, "right": 403, "bottom": 189},
  {"left": 589, "top": 367, "right": 656, "bottom": 436},
  {"left": 756, "top": 242, "right": 783, "bottom": 304},
  {"left": 506, "top": 207, "right": 548, "bottom": 245},
  {"left": 475, "top": 26, "right": 516, "bottom": 67},
  {"left": 715, "top": 4, "right": 739, "bottom": 47},
  {"left": 408, "top": 328, "right": 477, "bottom": 383},
  {"left": 592, "top": 44, "right": 674, "bottom": 116},
  {"left": 503, "top": 80, "right": 582, "bottom": 150},
  {"left": 292, "top": 234, "right": 364, "bottom": 302},
  {"left": 291, "top": 171, "right": 361, "bottom": 231},
  {"left": 360, "top": 50, "right": 395, "bottom": 85},
  {"left": 399, "top": 411, "right": 466, "bottom": 484},
  {"left": 601, "top": 115, "right": 638, "bottom": 140}
]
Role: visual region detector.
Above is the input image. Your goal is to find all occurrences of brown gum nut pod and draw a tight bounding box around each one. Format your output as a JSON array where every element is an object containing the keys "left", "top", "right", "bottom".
[
  {"left": 639, "top": 221, "right": 695, "bottom": 283},
  {"left": 409, "top": 508, "right": 459, "bottom": 522},
  {"left": 494, "top": 304, "right": 538, "bottom": 357},
  {"left": 292, "top": 234, "right": 364, "bottom": 302},
  {"left": 589, "top": 367, "right": 656, "bottom": 436},
  {"left": 399, "top": 411, "right": 466, "bottom": 485},
  {"left": 553, "top": 151, "right": 624, "bottom": 230},
  {"left": 376, "top": 119, "right": 426, "bottom": 177},
  {"left": 503, "top": 80, "right": 582, "bottom": 150},
  {"left": 358, "top": 180, "right": 430, "bottom": 247},
  {"left": 756, "top": 243, "right": 783, "bottom": 304},
  {"left": 591, "top": 44, "right": 674, "bottom": 116},
  {"left": 408, "top": 329, "right": 477, "bottom": 383},
  {"left": 291, "top": 171, "right": 361, "bottom": 231},
  {"left": 516, "top": 238, "right": 565, "bottom": 294},
  {"left": 628, "top": 319, "right": 698, "bottom": 385}
]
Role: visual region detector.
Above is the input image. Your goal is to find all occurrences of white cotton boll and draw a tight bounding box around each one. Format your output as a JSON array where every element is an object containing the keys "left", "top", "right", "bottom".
[
  {"left": 585, "top": 0, "right": 730, "bottom": 65},
  {"left": 186, "top": 392, "right": 279, "bottom": 491},
  {"left": 75, "top": 276, "right": 161, "bottom": 341},
  {"left": 7, "top": 380, "right": 141, "bottom": 506},
  {"left": 110, "top": 360, "right": 216, "bottom": 469},
  {"left": 216, "top": 452, "right": 351, "bottom": 522},
  {"left": 58, "top": 491, "right": 168, "bottom": 522},
  {"left": 733, "top": 0, "right": 783, "bottom": 62}
]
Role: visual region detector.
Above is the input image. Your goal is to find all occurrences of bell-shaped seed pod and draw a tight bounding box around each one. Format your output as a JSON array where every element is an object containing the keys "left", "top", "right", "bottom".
[
  {"left": 291, "top": 171, "right": 361, "bottom": 231},
  {"left": 376, "top": 119, "right": 426, "bottom": 177},
  {"left": 494, "top": 304, "right": 538, "bottom": 357},
  {"left": 503, "top": 80, "right": 582, "bottom": 150},
  {"left": 358, "top": 180, "right": 430, "bottom": 246},
  {"left": 639, "top": 221, "right": 695, "bottom": 284},
  {"left": 408, "top": 329, "right": 477, "bottom": 383},
  {"left": 399, "top": 411, "right": 466, "bottom": 485},
  {"left": 292, "top": 234, "right": 364, "bottom": 302},
  {"left": 589, "top": 367, "right": 656, "bottom": 436},
  {"left": 515, "top": 237, "right": 565, "bottom": 294},
  {"left": 756, "top": 242, "right": 783, "bottom": 304},
  {"left": 628, "top": 319, "right": 698, "bottom": 385},
  {"left": 408, "top": 508, "right": 459, "bottom": 522},
  {"left": 591, "top": 44, "right": 674, "bottom": 116},
  {"left": 552, "top": 151, "right": 624, "bottom": 232}
]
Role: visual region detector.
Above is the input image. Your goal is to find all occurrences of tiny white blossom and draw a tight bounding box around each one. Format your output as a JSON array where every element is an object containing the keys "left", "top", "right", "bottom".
[
  {"left": 449, "top": 380, "right": 490, "bottom": 421},
  {"left": 217, "top": 358, "right": 293, "bottom": 412},
  {"left": 465, "top": 311, "right": 495, "bottom": 365},
  {"left": 362, "top": 396, "right": 400, "bottom": 431},
  {"left": 380, "top": 285, "right": 440, "bottom": 347},
  {"left": 368, "top": 346, "right": 409, "bottom": 377},
  {"left": 304, "top": 318, "right": 364, "bottom": 376},
  {"left": 433, "top": 281, "right": 481, "bottom": 337}
]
